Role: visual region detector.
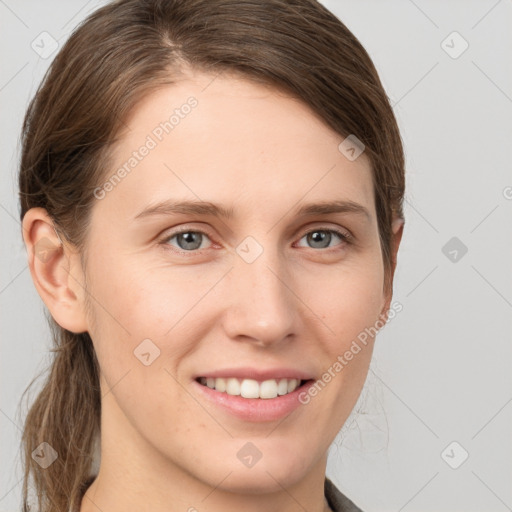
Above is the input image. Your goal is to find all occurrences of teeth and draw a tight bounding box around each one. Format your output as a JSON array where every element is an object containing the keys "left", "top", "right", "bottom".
[
  {"left": 287, "top": 378, "right": 298, "bottom": 393},
  {"left": 215, "top": 377, "right": 227, "bottom": 392},
  {"left": 260, "top": 380, "right": 278, "bottom": 399},
  {"left": 199, "top": 377, "right": 302, "bottom": 399},
  {"left": 277, "top": 378, "right": 288, "bottom": 395},
  {"left": 240, "top": 379, "right": 260, "bottom": 398},
  {"left": 226, "top": 378, "right": 241, "bottom": 396}
]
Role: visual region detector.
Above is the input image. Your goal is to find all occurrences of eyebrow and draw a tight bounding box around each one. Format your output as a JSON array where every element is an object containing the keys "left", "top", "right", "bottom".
[{"left": 133, "top": 199, "right": 371, "bottom": 221}]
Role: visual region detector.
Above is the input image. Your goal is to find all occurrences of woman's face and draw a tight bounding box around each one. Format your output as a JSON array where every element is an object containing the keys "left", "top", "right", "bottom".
[{"left": 80, "top": 70, "right": 398, "bottom": 493}]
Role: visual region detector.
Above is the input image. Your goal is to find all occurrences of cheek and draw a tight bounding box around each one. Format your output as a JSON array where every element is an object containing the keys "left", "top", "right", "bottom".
[
  {"left": 299, "top": 252, "right": 384, "bottom": 412},
  {"left": 85, "top": 250, "right": 196, "bottom": 338},
  {"left": 307, "top": 254, "right": 385, "bottom": 350},
  {"left": 83, "top": 250, "right": 228, "bottom": 397}
]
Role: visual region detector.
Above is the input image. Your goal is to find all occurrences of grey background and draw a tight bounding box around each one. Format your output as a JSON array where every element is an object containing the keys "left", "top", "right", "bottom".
[{"left": 1, "top": 1, "right": 511, "bottom": 511}]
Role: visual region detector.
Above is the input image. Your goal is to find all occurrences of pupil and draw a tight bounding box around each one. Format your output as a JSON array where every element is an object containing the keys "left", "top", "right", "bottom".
[
  {"left": 309, "top": 231, "right": 330, "bottom": 248},
  {"left": 179, "top": 232, "right": 201, "bottom": 250}
]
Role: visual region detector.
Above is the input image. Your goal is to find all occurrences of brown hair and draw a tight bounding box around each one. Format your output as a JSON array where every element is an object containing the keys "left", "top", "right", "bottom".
[{"left": 18, "top": 1, "right": 405, "bottom": 510}]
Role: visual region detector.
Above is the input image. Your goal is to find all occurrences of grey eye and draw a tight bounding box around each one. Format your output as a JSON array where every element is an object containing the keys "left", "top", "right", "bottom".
[
  {"left": 168, "top": 231, "right": 210, "bottom": 251},
  {"left": 297, "top": 229, "right": 345, "bottom": 249}
]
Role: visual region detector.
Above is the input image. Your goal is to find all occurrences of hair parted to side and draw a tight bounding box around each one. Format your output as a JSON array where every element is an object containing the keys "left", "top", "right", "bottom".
[{"left": 18, "top": 0, "right": 405, "bottom": 510}]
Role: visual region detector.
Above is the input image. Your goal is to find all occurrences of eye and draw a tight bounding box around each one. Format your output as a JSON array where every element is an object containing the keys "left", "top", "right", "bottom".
[
  {"left": 296, "top": 228, "right": 351, "bottom": 250},
  {"left": 160, "top": 226, "right": 351, "bottom": 254},
  {"left": 163, "top": 230, "right": 213, "bottom": 252}
]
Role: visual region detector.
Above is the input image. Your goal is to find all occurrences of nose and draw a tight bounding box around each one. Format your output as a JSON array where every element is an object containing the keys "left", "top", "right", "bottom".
[{"left": 221, "top": 246, "right": 299, "bottom": 348}]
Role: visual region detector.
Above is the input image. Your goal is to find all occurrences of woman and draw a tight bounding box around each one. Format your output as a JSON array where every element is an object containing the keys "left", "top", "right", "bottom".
[{"left": 19, "top": 1, "right": 405, "bottom": 511}]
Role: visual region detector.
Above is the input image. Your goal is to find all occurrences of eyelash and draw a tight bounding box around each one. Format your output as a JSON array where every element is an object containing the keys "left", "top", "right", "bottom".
[{"left": 159, "top": 226, "right": 353, "bottom": 255}]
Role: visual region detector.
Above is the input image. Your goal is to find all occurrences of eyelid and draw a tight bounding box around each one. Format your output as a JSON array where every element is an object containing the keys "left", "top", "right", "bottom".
[
  {"left": 158, "top": 222, "right": 353, "bottom": 253},
  {"left": 295, "top": 226, "right": 353, "bottom": 248},
  {"left": 159, "top": 225, "right": 217, "bottom": 251}
]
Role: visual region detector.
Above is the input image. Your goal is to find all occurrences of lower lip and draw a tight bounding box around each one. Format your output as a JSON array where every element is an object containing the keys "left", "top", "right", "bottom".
[{"left": 193, "top": 379, "right": 314, "bottom": 422}]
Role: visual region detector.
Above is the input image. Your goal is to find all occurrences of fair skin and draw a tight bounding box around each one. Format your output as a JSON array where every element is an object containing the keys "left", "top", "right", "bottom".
[{"left": 23, "top": 70, "right": 403, "bottom": 512}]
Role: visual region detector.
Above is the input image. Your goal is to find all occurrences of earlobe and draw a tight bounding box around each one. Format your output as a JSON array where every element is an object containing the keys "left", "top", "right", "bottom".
[{"left": 22, "top": 207, "right": 89, "bottom": 334}]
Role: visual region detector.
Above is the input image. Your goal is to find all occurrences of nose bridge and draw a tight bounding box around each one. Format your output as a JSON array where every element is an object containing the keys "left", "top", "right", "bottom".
[{"left": 223, "top": 237, "right": 297, "bottom": 345}]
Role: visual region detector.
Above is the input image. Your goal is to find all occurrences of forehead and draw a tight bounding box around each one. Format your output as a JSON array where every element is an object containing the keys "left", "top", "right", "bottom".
[{"left": 95, "top": 71, "right": 375, "bottom": 225}]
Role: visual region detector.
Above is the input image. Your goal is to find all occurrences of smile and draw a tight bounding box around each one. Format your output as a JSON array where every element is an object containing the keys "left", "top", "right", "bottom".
[{"left": 197, "top": 377, "right": 304, "bottom": 399}]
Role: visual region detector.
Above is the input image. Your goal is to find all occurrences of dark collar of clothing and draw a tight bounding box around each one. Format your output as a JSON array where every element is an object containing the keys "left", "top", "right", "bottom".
[
  {"left": 76, "top": 476, "right": 362, "bottom": 511},
  {"left": 325, "top": 477, "right": 364, "bottom": 512}
]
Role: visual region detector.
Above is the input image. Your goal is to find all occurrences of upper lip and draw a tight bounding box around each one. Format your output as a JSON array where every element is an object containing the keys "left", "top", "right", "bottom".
[{"left": 195, "top": 367, "right": 315, "bottom": 382}]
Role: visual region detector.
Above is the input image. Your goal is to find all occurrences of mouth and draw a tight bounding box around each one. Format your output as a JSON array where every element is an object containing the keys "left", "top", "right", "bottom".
[
  {"left": 194, "top": 375, "right": 314, "bottom": 422},
  {"left": 192, "top": 367, "right": 316, "bottom": 422},
  {"left": 196, "top": 376, "right": 308, "bottom": 399}
]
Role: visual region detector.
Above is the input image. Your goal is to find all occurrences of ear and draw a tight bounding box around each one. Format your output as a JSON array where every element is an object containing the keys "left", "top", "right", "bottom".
[
  {"left": 22, "top": 207, "right": 89, "bottom": 333},
  {"left": 380, "top": 216, "right": 405, "bottom": 321}
]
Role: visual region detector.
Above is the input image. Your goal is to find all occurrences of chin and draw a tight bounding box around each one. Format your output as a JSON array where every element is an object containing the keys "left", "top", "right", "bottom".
[
  {"left": 197, "top": 441, "right": 317, "bottom": 494},
  {"left": 212, "top": 465, "right": 311, "bottom": 495}
]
